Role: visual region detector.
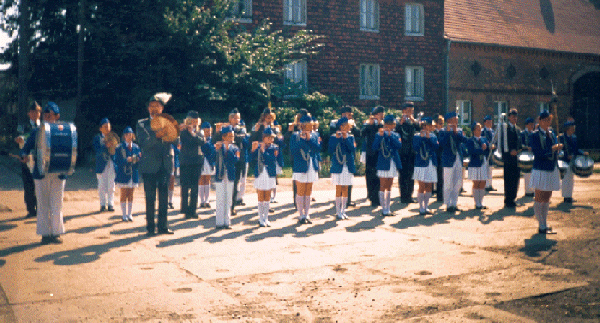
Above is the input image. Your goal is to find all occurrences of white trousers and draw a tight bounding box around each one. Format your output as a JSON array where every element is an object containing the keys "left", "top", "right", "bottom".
[
  {"left": 523, "top": 172, "right": 534, "bottom": 194},
  {"left": 216, "top": 178, "right": 234, "bottom": 227},
  {"left": 237, "top": 163, "right": 248, "bottom": 201},
  {"left": 486, "top": 165, "right": 493, "bottom": 188},
  {"left": 97, "top": 160, "right": 115, "bottom": 206},
  {"left": 443, "top": 156, "right": 463, "bottom": 207},
  {"left": 34, "top": 174, "right": 66, "bottom": 236},
  {"left": 561, "top": 167, "right": 574, "bottom": 198}
]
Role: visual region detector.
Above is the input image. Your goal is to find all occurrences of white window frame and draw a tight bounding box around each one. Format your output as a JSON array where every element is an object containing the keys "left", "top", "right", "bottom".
[
  {"left": 229, "top": 0, "right": 253, "bottom": 22},
  {"left": 457, "top": 100, "right": 472, "bottom": 126},
  {"left": 493, "top": 101, "right": 508, "bottom": 124},
  {"left": 360, "top": 0, "right": 379, "bottom": 32},
  {"left": 359, "top": 64, "right": 380, "bottom": 100},
  {"left": 284, "top": 60, "right": 308, "bottom": 97},
  {"left": 405, "top": 66, "right": 424, "bottom": 101},
  {"left": 405, "top": 3, "right": 424, "bottom": 36},
  {"left": 284, "top": 0, "right": 306, "bottom": 26}
]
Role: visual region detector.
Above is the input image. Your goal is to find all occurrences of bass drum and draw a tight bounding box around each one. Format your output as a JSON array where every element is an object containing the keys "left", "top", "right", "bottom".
[
  {"left": 517, "top": 151, "right": 534, "bottom": 173},
  {"left": 572, "top": 155, "right": 594, "bottom": 178},
  {"left": 557, "top": 159, "right": 569, "bottom": 179},
  {"left": 491, "top": 150, "right": 503, "bottom": 168},
  {"left": 36, "top": 122, "right": 78, "bottom": 176}
]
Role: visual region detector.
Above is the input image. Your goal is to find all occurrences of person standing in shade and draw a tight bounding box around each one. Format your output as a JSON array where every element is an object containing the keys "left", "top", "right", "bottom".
[
  {"left": 20, "top": 102, "right": 68, "bottom": 244},
  {"left": 14, "top": 101, "right": 41, "bottom": 218},
  {"left": 251, "top": 127, "right": 279, "bottom": 227},
  {"left": 136, "top": 93, "right": 177, "bottom": 236},
  {"left": 413, "top": 117, "right": 438, "bottom": 216},
  {"left": 396, "top": 102, "right": 420, "bottom": 204},
  {"left": 199, "top": 122, "right": 216, "bottom": 209},
  {"left": 114, "top": 127, "right": 141, "bottom": 221},
  {"left": 361, "top": 106, "right": 385, "bottom": 208},
  {"left": 330, "top": 105, "right": 360, "bottom": 207},
  {"left": 179, "top": 110, "right": 205, "bottom": 219},
  {"left": 374, "top": 114, "right": 402, "bottom": 216},
  {"left": 328, "top": 117, "right": 356, "bottom": 220},
  {"left": 559, "top": 120, "right": 587, "bottom": 203},
  {"left": 482, "top": 115, "right": 497, "bottom": 192},
  {"left": 214, "top": 125, "right": 240, "bottom": 229},
  {"left": 530, "top": 110, "right": 562, "bottom": 234},
  {"left": 466, "top": 122, "right": 490, "bottom": 209},
  {"left": 498, "top": 109, "right": 522, "bottom": 208},
  {"left": 93, "top": 118, "right": 116, "bottom": 212},
  {"left": 438, "top": 112, "right": 467, "bottom": 212},
  {"left": 521, "top": 117, "right": 535, "bottom": 197}
]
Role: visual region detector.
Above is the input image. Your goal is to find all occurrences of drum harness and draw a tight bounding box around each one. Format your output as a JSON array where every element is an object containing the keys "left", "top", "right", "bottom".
[
  {"left": 418, "top": 136, "right": 429, "bottom": 162},
  {"left": 335, "top": 138, "right": 348, "bottom": 166},
  {"left": 380, "top": 133, "right": 392, "bottom": 159}
]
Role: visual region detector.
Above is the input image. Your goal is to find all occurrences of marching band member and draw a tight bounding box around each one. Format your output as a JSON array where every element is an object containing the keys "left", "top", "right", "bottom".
[
  {"left": 328, "top": 117, "right": 356, "bottom": 220},
  {"left": 361, "top": 106, "right": 385, "bottom": 208},
  {"left": 114, "top": 127, "right": 141, "bottom": 221},
  {"left": 168, "top": 142, "right": 179, "bottom": 209},
  {"left": 433, "top": 115, "right": 445, "bottom": 202},
  {"left": 199, "top": 121, "right": 216, "bottom": 209},
  {"left": 466, "top": 122, "right": 490, "bottom": 209},
  {"left": 559, "top": 119, "right": 588, "bottom": 203},
  {"left": 521, "top": 117, "right": 535, "bottom": 197},
  {"left": 214, "top": 125, "right": 240, "bottom": 229},
  {"left": 373, "top": 114, "right": 402, "bottom": 216},
  {"left": 251, "top": 108, "right": 284, "bottom": 204},
  {"left": 413, "top": 117, "right": 438, "bottom": 216},
  {"left": 20, "top": 102, "right": 68, "bottom": 244},
  {"left": 93, "top": 118, "right": 116, "bottom": 212},
  {"left": 290, "top": 115, "right": 321, "bottom": 224},
  {"left": 179, "top": 110, "right": 205, "bottom": 219},
  {"left": 530, "top": 110, "right": 562, "bottom": 234},
  {"left": 330, "top": 106, "right": 360, "bottom": 207},
  {"left": 498, "top": 109, "right": 522, "bottom": 208},
  {"left": 14, "top": 101, "right": 41, "bottom": 218},
  {"left": 396, "top": 102, "right": 420, "bottom": 204},
  {"left": 251, "top": 128, "right": 279, "bottom": 227},
  {"left": 287, "top": 109, "right": 310, "bottom": 209},
  {"left": 439, "top": 112, "right": 467, "bottom": 212},
  {"left": 482, "top": 115, "right": 497, "bottom": 192}
]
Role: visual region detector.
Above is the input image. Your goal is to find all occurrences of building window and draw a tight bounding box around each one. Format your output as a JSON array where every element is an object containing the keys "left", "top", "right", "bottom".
[
  {"left": 360, "top": 0, "right": 379, "bottom": 32},
  {"left": 284, "top": 60, "right": 307, "bottom": 96},
  {"left": 360, "top": 64, "right": 380, "bottom": 100},
  {"left": 457, "top": 100, "right": 471, "bottom": 126},
  {"left": 539, "top": 102, "right": 550, "bottom": 113},
  {"left": 284, "top": 0, "right": 306, "bottom": 25},
  {"left": 228, "top": 0, "right": 252, "bottom": 22},
  {"left": 405, "top": 66, "right": 424, "bottom": 100},
  {"left": 493, "top": 101, "right": 508, "bottom": 124},
  {"left": 405, "top": 3, "right": 424, "bottom": 36}
]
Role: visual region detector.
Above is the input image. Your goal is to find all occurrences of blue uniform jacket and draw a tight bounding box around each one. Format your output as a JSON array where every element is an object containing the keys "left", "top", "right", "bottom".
[
  {"left": 214, "top": 144, "right": 240, "bottom": 182},
  {"left": 252, "top": 144, "right": 279, "bottom": 178},
  {"left": 530, "top": 129, "right": 558, "bottom": 171},
  {"left": 201, "top": 137, "right": 216, "bottom": 168},
  {"left": 438, "top": 129, "right": 468, "bottom": 167},
  {"left": 466, "top": 136, "right": 489, "bottom": 168},
  {"left": 373, "top": 131, "right": 402, "bottom": 171},
  {"left": 520, "top": 129, "right": 532, "bottom": 149},
  {"left": 328, "top": 135, "right": 356, "bottom": 174},
  {"left": 413, "top": 134, "right": 439, "bottom": 167},
  {"left": 93, "top": 133, "right": 115, "bottom": 174},
  {"left": 290, "top": 132, "right": 321, "bottom": 173},
  {"left": 114, "top": 142, "right": 141, "bottom": 185},
  {"left": 559, "top": 134, "right": 584, "bottom": 163}
]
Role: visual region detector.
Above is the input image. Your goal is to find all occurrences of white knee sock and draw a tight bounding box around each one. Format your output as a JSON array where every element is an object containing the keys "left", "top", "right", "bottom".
[
  {"left": 271, "top": 188, "right": 277, "bottom": 201},
  {"left": 198, "top": 185, "right": 204, "bottom": 203},
  {"left": 424, "top": 192, "right": 431, "bottom": 211},
  {"left": 264, "top": 201, "right": 270, "bottom": 223},
  {"left": 379, "top": 191, "right": 386, "bottom": 213},
  {"left": 168, "top": 190, "right": 174, "bottom": 203},
  {"left": 335, "top": 197, "right": 342, "bottom": 217},
  {"left": 385, "top": 191, "right": 391, "bottom": 213},
  {"left": 296, "top": 195, "right": 305, "bottom": 218},
  {"left": 534, "top": 201, "right": 542, "bottom": 228},
  {"left": 121, "top": 202, "right": 127, "bottom": 219},
  {"left": 258, "top": 202, "right": 265, "bottom": 224},
  {"left": 304, "top": 195, "right": 311, "bottom": 219},
  {"left": 128, "top": 202, "right": 133, "bottom": 217},
  {"left": 417, "top": 193, "right": 424, "bottom": 212},
  {"left": 541, "top": 202, "right": 549, "bottom": 229},
  {"left": 341, "top": 197, "right": 347, "bottom": 216}
]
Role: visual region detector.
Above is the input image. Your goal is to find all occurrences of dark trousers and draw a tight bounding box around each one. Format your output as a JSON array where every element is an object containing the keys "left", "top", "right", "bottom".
[
  {"left": 180, "top": 164, "right": 201, "bottom": 216},
  {"left": 436, "top": 161, "right": 444, "bottom": 201},
  {"left": 399, "top": 154, "right": 415, "bottom": 202},
  {"left": 21, "top": 163, "right": 36, "bottom": 215},
  {"left": 142, "top": 170, "right": 170, "bottom": 233},
  {"left": 231, "top": 161, "right": 246, "bottom": 211},
  {"left": 503, "top": 153, "right": 520, "bottom": 204},
  {"left": 365, "top": 155, "right": 380, "bottom": 206},
  {"left": 347, "top": 185, "right": 353, "bottom": 206}
]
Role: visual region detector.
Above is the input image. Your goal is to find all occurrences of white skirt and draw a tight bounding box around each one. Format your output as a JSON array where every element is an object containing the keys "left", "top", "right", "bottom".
[
  {"left": 413, "top": 160, "right": 437, "bottom": 183},
  {"left": 254, "top": 168, "right": 276, "bottom": 191},
  {"left": 377, "top": 159, "right": 398, "bottom": 179},
  {"left": 529, "top": 167, "right": 561, "bottom": 191},
  {"left": 331, "top": 165, "right": 354, "bottom": 186},
  {"left": 468, "top": 163, "right": 488, "bottom": 181},
  {"left": 293, "top": 159, "right": 319, "bottom": 183},
  {"left": 202, "top": 158, "right": 215, "bottom": 176},
  {"left": 117, "top": 180, "right": 138, "bottom": 188}
]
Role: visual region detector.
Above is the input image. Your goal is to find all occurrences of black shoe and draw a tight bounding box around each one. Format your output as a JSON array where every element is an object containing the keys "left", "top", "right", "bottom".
[
  {"left": 158, "top": 229, "right": 174, "bottom": 235},
  {"left": 168, "top": 203, "right": 174, "bottom": 209},
  {"left": 347, "top": 201, "right": 356, "bottom": 207},
  {"left": 525, "top": 193, "right": 534, "bottom": 197},
  {"left": 205, "top": 203, "right": 211, "bottom": 209},
  {"left": 146, "top": 231, "right": 156, "bottom": 237},
  {"left": 418, "top": 211, "right": 426, "bottom": 216},
  {"left": 269, "top": 208, "right": 275, "bottom": 213},
  {"left": 475, "top": 206, "right": 488, "bottom": 210},
  {"left": 305, "top": 218, "right": 312, "bottom": 224},
  {"left": 25, "top": 213, "right": 36, "bottom": 218},
  {"left": 298, "top": 218, "right": 307, "bottom": 225},
  {"left": 100, "top": 206, "right": 106, "bottom": 212},
  {"left": 107, "top": 205, "right": 115, "bottom": 212},
  {"left": 564, "top": 198, "right": 574, "bottom": 203},
  {"left": 371, "top": 203, "right": 380, "bottom": 208},
  {"left": 50, "top": 235, "right": 63, "bottom": 244},
  {"left": 231, "top": 209, "right": 237, "bottom": 215},
  {"left": 191, "top": 214, "right": 199, "bottom": 219},
  {"left": 446, "top": 206, "right": 456, "bottom": 213},
  {"left": 485, "top": 187, "right": 497, "bottom": 192},
  {"left": 184, "top": 214, "right": 193, "bottom": 219},
  {"left": 40, "top": 236, "right": 52, "bottom": 245},
  {"left": 504, "top": 202, "right": 516, "bottom": 208}
]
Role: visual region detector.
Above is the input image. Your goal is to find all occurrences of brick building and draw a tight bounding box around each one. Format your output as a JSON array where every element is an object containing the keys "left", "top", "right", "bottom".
[
  {"left": 445, "top": 0, "right": 600, "bottom": 148},
  {"left": 232, "top": 0, "right": 446, "bottom": 114}
]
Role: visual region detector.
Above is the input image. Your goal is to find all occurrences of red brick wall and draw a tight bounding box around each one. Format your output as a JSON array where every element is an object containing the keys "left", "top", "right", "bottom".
[{"left": 245, "top": 0, "right": 446, "bottom": 115}]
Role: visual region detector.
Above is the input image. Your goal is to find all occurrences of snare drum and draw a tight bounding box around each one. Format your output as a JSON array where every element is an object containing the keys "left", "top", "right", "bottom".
[
  {"left": 36, "top": 122, "right": 78, "bottom": 176},
  {"left": 572, "top": 155, "right": 594, "bottom": 178},
  {"left": 557, "top": 159, "right": 568, "bottom": 179},
  {"left": 517, "top": 151, "right": 534, "bottom": 173}
]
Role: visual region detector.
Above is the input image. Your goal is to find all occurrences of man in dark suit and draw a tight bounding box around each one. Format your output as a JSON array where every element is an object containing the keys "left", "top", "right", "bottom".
[
  {"left": 361, "top": 106, "right": 384, "bottom": 207},
  {"left": 179, "top": 110, "right": 205, "bottom": 219},
  {"left": 14, "top": 101, "right": 41, "bottom": 218},
  {"left": 396, "top": 101, "right": 420, "bottom": 203},
  {"left": 498, "top": 108, "right": 522, "bottom": 208},
  {"left": 136, "top": 93, "right": 177, "bottom": 236}
]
